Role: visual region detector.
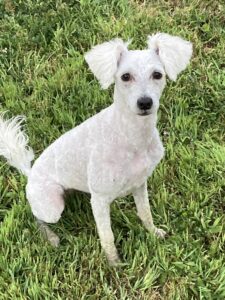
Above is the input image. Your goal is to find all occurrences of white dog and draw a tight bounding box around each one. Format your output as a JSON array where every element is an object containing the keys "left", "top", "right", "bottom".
[{"left": 0, "top": 33, "right": 192, "bottom": 265}]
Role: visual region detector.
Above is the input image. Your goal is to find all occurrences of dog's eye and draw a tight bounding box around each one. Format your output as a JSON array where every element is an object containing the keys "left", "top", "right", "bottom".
[
  {"left": 152, "top": 72, "right": 162, "bottom": 80},
  {"left": 121, "top": 73, "right": 131, "bottom": 81}
]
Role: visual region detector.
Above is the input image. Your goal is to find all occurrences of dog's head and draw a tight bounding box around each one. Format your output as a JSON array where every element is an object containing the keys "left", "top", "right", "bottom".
[{"left": 85, "top": 33, "right": 192, "bottom": 116}]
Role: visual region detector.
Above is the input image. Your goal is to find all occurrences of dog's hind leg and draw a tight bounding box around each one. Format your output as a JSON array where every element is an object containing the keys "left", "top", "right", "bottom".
[
  {"left": 36, "top": 219, "right": 60, "bottom": 247},
  {"left": 26, "top": 180, "right": 64, "bottom": 247},
  {"left": 26, "top": 179, "right": 65, "bottom": 222}
]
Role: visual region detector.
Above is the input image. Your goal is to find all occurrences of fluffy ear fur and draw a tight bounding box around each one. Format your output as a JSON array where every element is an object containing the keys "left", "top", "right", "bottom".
[
  {"left": 85, "top": 39, "right": 128, "bottom": 89},
  {"left": 147, "top": 33, "right": 192, "bottom": 81}
]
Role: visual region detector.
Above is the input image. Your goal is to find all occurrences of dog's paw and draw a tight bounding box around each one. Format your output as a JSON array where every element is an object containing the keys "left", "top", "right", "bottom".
[
  {"left": 153, "top": 227, "right": 167, "bottom": 239},
  {"left": 49, "top": 233, "right": 60, "bottom": 247},
  {"left": 108, "top": 255, "right": 122, "bottom": 267}
]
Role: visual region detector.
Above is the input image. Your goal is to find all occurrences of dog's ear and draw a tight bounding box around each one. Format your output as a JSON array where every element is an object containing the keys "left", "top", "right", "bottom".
[
  {"left": 85, "top": 39, "right": 128, "bottom": 89},
  {"left": 147, "top": 33, "right": 192, "bottom": 81}
]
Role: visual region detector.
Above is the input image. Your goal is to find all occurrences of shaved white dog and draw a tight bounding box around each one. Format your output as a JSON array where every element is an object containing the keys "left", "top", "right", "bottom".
[{"left": 0, "top": 33, "right": 192, "bottom": 265}]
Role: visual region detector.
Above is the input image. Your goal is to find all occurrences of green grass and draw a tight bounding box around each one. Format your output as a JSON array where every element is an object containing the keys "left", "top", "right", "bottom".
[{"left": 0, "top": 0, "right": 225, "bottom": 299}]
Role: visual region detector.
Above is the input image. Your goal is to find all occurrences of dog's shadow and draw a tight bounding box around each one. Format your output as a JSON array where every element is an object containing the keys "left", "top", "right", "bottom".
[
  {"left": 53, "top": 190, "right": 138, "bottom": 245},
  {"left": 57, "top": 190, "right": 95, "bottom": 236}
]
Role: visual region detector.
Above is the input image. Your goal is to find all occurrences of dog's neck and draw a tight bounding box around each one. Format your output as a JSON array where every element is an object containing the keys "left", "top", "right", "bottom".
[{"left": 111, "top": 87, "right": 157, "bottom": 149}]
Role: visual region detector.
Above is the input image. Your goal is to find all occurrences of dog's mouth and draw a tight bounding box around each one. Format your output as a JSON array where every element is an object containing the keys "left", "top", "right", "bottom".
[{"left": 137, "top": 110, "right": 151, "bottom": 116}]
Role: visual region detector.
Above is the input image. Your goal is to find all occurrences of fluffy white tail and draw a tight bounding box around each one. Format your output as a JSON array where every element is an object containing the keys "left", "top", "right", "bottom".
[{"left": 0, "top": 112, "right": 34, "bottom": 176}]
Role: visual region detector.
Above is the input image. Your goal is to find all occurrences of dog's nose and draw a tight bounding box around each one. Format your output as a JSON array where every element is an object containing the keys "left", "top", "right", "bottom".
[{"left": 137, "top": 97, "right": 153, "bottom": 110}]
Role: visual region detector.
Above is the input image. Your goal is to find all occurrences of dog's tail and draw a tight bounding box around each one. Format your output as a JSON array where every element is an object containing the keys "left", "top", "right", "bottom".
[{"left": 0, "top": 112, "right": 34, "bottom": 176}]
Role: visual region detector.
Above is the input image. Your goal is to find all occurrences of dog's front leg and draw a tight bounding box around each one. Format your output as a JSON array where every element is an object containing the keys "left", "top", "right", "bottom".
[
  {"left": 133, "top": 182, "right": 166, "bottom": 238},
  {"left": 90, "top": 194, "right": 120, "bottom": 266}
]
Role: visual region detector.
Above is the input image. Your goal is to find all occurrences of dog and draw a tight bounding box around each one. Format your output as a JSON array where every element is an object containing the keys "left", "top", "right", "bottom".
[{"left": 0, "top": 33, "right": 192, "bottom": 265}]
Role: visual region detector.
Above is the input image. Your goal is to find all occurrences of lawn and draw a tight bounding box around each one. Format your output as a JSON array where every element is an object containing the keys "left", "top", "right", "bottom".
[{"left": 0, "top": 0, "right": 225, "bottom": 299}]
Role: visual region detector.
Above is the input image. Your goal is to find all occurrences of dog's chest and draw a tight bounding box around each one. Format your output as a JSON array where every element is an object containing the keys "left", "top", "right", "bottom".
[
  {"left": 88, "top": 128, "right": 164, "bottom": 197},
  {"left": 127, "top": 150, "right": 151, "bottom": 178},
  {"left": 121, "top": 150, "right": 154, "bottom": 187},
  {"left": 110, "top": 141, "right": 163, "bottom": 196}
]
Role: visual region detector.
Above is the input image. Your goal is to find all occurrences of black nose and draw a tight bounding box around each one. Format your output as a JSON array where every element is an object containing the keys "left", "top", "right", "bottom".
[{"left": 137, "top": 97, "right": 153, "bottom": 110}]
